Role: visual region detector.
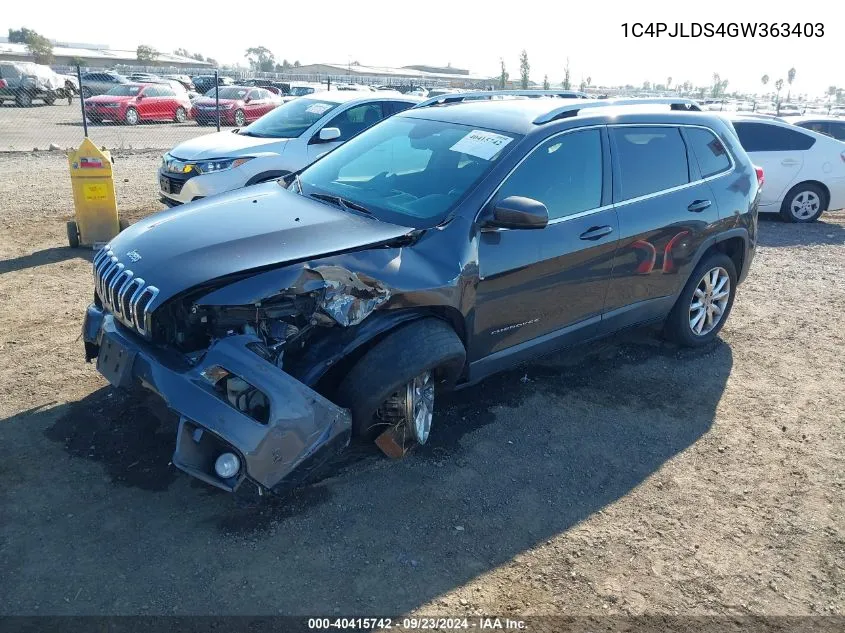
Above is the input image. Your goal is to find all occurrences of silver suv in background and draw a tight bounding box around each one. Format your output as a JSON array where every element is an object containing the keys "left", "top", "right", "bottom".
[
  {"left": 80, "top": 71, "right": 128, "bottom": 98},
  {"left": 159, "top": 91, "right": 420, "bottom": 206}
]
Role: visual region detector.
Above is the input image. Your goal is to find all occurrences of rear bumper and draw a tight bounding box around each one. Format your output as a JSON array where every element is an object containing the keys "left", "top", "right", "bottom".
[
  {"left": 826, "top": 177, "right": 845, "bottom": 212},
  {"left": 83, "top": 305, "right": 352, "bottom": 493}
]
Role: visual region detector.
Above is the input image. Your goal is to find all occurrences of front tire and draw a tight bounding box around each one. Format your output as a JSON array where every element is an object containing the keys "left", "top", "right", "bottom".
[
  {"left": 44, "top": 91, "right": 57, "bottom": 105},
  {"left": 335, "top": 319, "right": 466, "bottom": 440},
  {"left": 124, "top": 107, "right": 139, "bottom": 125},
  {"left": 780, "top": 183, "right": 825, "bottom": 223},
  {"left": 664, "top": 252, "right": 737, "bottom": 347},
  {"left": 233, "top": 109, "right": 246, "bottom": 127}
]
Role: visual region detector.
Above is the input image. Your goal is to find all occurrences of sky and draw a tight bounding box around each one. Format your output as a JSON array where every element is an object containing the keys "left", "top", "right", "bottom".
[{"left": 3, "top": 0, "right": 841, "bottom": 97}]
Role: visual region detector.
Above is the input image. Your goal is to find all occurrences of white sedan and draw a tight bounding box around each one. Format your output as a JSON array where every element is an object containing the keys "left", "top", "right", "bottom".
[{"left": 725, "top": 114, "right": 845, "bottom": 222}]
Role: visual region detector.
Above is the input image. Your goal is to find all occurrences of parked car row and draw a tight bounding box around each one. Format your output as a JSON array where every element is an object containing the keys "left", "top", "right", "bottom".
[{"left": 83, "top": 94, "right": 766, "bottom": 496}]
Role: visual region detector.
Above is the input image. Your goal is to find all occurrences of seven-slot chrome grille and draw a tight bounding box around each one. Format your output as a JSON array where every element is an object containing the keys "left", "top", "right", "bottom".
[{"left": 93, "top": 247, "right": 159, "bottom": 337}]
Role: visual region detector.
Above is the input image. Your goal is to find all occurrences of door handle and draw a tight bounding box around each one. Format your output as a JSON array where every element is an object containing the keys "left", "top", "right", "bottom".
[
  {"left": 579, "top": 225, "right": 614, "bottom": 240},
  {"left": 781, "top": 159, "right": 800, "bottom": 166},
  {"left": 687, "top": 199, "right": 712, "bottom": 213}
]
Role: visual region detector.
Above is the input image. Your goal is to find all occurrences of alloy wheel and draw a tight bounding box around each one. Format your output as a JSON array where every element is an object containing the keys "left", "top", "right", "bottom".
[
  {"left": 790, "top": 190, "right": 820, "bottom": 221},
  {"left": 234, "top": 110, "right": 245, "bottom": 127},
  {"left": 689, "top": 267, "right": 731, "bottom": 336},
  {"left": 403, "top": 371, "right": 434, "bottom": 445},
  {"left": 125, "top": 108, "right": 139, "bottom": 125}
]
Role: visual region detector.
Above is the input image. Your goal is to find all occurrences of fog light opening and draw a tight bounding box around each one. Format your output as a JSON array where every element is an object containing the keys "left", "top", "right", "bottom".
[{"left": 214, "top": 452, "right": 241, "bottom": 479}]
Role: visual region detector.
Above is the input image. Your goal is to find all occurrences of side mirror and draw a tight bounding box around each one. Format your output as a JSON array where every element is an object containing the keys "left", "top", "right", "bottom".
[
  {"left": 318, "top": 127, "right": 341, "bottom": 142},
  {"left": 480, "top": 196, "right": 549, "bottom": 230},
  {"left": 244, "top": 96, "right": 251, "bottom": 103}
]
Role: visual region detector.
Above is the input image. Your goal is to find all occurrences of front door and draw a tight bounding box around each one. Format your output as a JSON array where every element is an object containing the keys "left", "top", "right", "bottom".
[
  {"left": 472, "top": 127, "right": 618, "bottom": 361},
  {"left": 602, "top": 124, "right": 722, "bottom": 329}
]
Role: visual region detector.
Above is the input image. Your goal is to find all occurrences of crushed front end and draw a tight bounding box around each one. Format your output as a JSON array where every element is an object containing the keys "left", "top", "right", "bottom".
[{"left": 82, "top": 247, "right": 394, "bottom": 494}]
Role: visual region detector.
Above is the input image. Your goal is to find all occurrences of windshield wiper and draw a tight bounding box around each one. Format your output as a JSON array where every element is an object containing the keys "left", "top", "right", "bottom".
[{"left": 309, "top": 193, "right": 374, "bottom": 216}]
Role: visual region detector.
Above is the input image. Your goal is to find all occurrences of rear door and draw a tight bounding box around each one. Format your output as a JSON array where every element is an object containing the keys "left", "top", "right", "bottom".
[
  {"left": 602, "top": 125, "right": 721, "bottom": 329},
  {"left": 157, "top": 86, "right": 178, "bottom": 120},
  {"left": 732, "top": 121, "right": 815, "bottom": 207},
  {"left": 473, "top": 127, "right": 618, "bottom": 358}
]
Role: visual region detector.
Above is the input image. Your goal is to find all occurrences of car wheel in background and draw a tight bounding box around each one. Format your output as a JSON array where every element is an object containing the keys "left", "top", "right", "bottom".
[
  {"left": 15, "top": 90, "right": 33, "bottom": 107},
  {"left": 43, "top": 91, "right": 57, "bottom": 105},
  {"left": 780, "top": 183, "right": 826, "bottom": 223},
  {"left": 81, "top": 86, "right": 92, "bottom": 99},
  {"left": 66, "top": 221, "right": 80, "bottom": 248},
  {"left": 174, "top": 107, "right": 187, "bottom": 123},
  {"left": 664, "top": 252, "right": 737, "bottom": 347},
  {"left": 234, "top": 109, "right": 246, "bottom": 127},
  {"left": 87, "top": 115, "right": 102, "bottom": 124},
  {"left": 124, "top": 107, "right": 139, "bottom": 125}
]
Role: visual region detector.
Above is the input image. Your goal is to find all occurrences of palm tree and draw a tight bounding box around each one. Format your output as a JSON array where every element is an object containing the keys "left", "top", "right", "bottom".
[
  {"left": 787, "top": 67, "right": 796, "bottom": 101},
  {"left": 775, "top": 78, "right": 784, "bottom": 113}
]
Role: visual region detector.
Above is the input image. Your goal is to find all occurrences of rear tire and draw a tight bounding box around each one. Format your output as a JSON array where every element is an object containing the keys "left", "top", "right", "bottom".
[
  {"left": 664, "top": 252, "right": 737, "bottom": 347},
  {"left": 335, "top": 319, "right": 466, "bottom": 440},
  {"left": 15, "top": 90, "right": 33, "bottom": 107},
  {"left": 66, "top": 221, "right": 80, "bottom": 248},
  {"left": 780, "top": 182, "right": 825, "bottom": 223},
  {"left": 174, "top": 106, "right": 187, "bottom": 123}
]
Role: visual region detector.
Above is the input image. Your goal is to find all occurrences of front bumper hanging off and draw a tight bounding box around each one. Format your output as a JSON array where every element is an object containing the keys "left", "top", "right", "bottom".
[{"left": 83, "top": 305, "right": 352, "bottom": 493}]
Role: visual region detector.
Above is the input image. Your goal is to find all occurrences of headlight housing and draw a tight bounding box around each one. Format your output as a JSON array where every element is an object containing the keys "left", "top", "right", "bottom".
[{"left": 195, "top": 157, "right": 253, "bottom": 174}]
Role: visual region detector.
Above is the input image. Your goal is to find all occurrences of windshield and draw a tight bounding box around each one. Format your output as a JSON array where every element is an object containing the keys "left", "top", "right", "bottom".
[
  {"left": 299, "top": 116, "right": 520, "bottom": 228},
  {"left": 290, "top": 86, "right": 315, "bottom": 96},
  {"left": 240, "top": 98, "right": 339, "bottom": 138},
  {"left": 203, "top": 87, "right": 249, "bottom": 99},
  {"left": 106, "top": 85, "right": 143, "bottom": 97}
]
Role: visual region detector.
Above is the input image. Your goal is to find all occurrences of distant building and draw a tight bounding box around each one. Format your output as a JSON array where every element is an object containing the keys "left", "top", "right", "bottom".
[
  {"left": 0, "top": 37, "right": 211, "bottom": 69},
  {"left": 288, "top": 62, "right": 490, "bottom": 87}
]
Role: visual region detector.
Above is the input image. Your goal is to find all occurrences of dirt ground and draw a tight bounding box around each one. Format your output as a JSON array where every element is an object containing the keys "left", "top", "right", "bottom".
[{"left": 0, "top": 151, "right": 843, "bottom": 618}]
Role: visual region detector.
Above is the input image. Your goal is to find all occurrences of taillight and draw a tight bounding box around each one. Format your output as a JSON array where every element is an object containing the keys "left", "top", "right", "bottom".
[
  {"left": 754, "top": 165, "right": 765, "bottom": 188},
  {"left": 0, "top": 79, "right": 7, "bottom": 89}
]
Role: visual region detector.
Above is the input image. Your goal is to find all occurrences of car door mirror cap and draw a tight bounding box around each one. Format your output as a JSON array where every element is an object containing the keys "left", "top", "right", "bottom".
[
  {"left": 318, "top": 127, "right": 341, "bottom": 142},
  {"left": 481, "top": 196, "right": 549, "bottom": 230}
]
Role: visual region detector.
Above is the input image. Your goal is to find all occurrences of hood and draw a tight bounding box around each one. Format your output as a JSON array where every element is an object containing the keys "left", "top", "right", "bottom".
[
  {"left": 86, "top": 94, "right": 133, "bottom": 103},
  {"left": 194, "top": 97, "right": 239, "bottom": 106},
  {"left": 103, "top": 184, "right": 413, "bottom": 307},
  {"left": 170, "top": 130, "right": 288, "bottom": 159}
]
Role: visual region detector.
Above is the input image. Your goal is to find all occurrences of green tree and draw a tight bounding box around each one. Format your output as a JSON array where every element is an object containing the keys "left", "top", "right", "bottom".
[
  {"left": 498, "top": 58, "right": 509, "bottom": 89},
  {"left": 245, "top": 46, "right": 276, "bottom": 72},
  {"left": 761, "top": 74, "right": 769, "bottom": 88},
  {"left": 643, "top": 80, "right": 651, "bottom": 91},
  {"left": 787, "top": 67, "right": 796, "bottom": 100},
  {"left": 68, "top": 56, "right": 86, "bottom": 68},
  {"left": 9, "top": 27, "right": 53, "bottom": 64},
  {"left": 136, "top": 45, "right": 159, "bottom": 63},
  {"left": 562, "top": 57, "right": 571, "bottom": 90},
  {"left": 543, "top": 74, "right": 550, "bottom": 90},
  {"left": 293, "top": 60, "right": 301, "bottom": 67},
  {"left": 519, "top": 49, "right": 530, "bottom": 89}
]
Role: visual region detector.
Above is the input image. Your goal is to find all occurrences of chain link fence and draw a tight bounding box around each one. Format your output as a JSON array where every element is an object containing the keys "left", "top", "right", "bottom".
[{"left": 0, "top": 63, "right": 484, "bottom": 153}]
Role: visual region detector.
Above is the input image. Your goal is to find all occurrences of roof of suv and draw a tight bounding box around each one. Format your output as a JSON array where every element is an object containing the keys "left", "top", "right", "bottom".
[{"left": 401, "top": 96, "right": 719, "bottom": 135}]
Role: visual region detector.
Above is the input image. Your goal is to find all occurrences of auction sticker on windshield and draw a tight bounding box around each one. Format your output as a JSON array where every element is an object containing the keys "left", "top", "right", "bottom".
[
  {"left": 450, "top": 129, "right": 513, "bottom": 160},
  {"left": 306, "top": 103, "right": 332, "bottom": 115}
]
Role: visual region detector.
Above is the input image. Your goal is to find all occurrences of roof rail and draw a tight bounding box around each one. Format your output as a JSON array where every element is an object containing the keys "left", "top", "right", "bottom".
[
  {"left": 413, "top": 89, "right": 590, "bottom": 109},
  {"left": 532, "top": 98, "right": 702, "bottom": 124}
]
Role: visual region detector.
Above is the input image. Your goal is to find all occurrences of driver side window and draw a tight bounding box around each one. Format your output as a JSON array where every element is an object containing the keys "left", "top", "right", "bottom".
[
  {"left": 325, "top": 103, "right": 385, "bottom": 142},
  {"left": 495, "top": 129, "right": 603, "bottom": 221}
]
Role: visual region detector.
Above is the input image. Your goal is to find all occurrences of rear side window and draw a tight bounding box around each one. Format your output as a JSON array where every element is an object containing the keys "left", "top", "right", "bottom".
[
  {"left": 611, "top": 127, "right": 689, "bottom": 201},
  {"left": 389, "top": 100, "right": 415, "bottom": 114},
  {"left": 796, "top": 121, "right": 829, "bottom": 136},
  {"left": 733, "top": 122, "right": 816, "bottom": 152},
  {"left": 829, "top": 122, "right": 845, "bottom": 141},
  {"left": 496, "top": 129, "right": 603, "bottom": 221},
  {"left": 685, "top": 127, "right": 732, "bottom": 178}
]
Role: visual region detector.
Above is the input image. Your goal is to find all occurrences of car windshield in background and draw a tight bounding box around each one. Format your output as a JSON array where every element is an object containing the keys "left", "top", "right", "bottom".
[
  {"left": 299, "top": 117, "right": 520, "bottom": 228},
  {"left": 106, "top": 85, "right": 143, "bottom": 96},
  {"left": 290, "top": 86, "right": 315, "bottom": 96},
  {"left": 240, "top": 98, "right": 340, "bottom": 139},
  {"left": 204, "top": 87, "right": 249, "bottom": 99}
]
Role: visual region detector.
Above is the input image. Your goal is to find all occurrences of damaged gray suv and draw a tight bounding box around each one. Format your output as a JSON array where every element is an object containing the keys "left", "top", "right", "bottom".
[{"left": 82, "top": 94, "right": 759, "bottom": 496}]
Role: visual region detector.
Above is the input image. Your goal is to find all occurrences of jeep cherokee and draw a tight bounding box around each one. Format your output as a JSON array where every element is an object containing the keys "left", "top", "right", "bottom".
[{"left": 82, "top": 94, "right": 759, "bottom": 496}]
